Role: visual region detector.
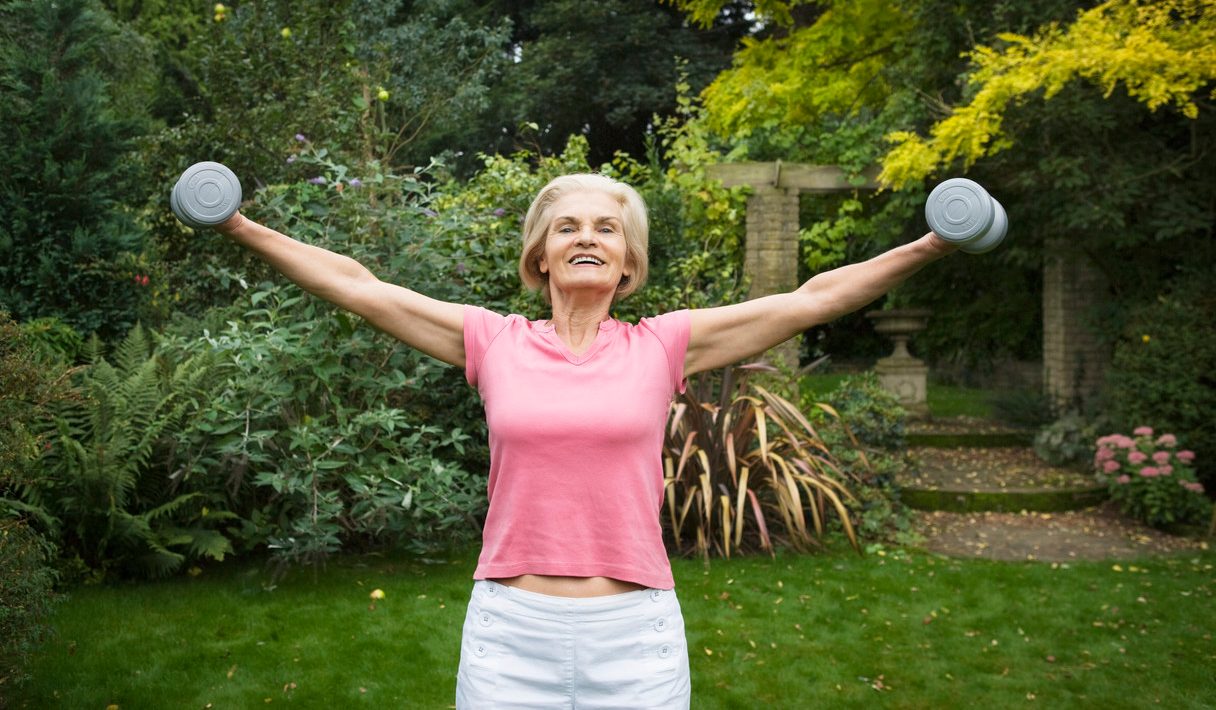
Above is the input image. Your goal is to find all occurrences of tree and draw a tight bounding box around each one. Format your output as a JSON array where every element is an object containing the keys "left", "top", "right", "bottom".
[
  {"left": 881, "top": 0, "right": 1216, "bottom": 186},
  {"left": 0, "top": 0, "right": 155, "bottom": 340},
  {"left": 435, "top": 0, "right": 752, "bottom": 170},
  {"left": 675, "top": 0, "right": 1214, "bottom": 369}
]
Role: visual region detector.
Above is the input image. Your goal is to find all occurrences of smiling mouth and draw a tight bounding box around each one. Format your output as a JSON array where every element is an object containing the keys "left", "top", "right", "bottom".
[{"left": 569, "top": 255, "right": 604, "bottom": 266}]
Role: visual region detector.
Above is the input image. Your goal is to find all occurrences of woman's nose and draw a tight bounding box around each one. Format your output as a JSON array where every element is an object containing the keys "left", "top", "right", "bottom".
[{"left": 574, "top": 227, "right": 597, "bottom": 245}]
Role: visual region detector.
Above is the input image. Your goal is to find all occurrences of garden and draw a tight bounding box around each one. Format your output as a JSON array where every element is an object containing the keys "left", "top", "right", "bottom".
[{"left": 2, "top": 0, "right": 1214, "bottom": 707}]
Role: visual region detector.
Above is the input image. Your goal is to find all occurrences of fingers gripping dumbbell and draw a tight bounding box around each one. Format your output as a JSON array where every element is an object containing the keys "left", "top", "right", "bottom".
[
  {"left": 925, "top": 178, "right": 1008, "bottom": 254},
  {"left": 170, "top": 162, "right": 242, "bottom": 229}
]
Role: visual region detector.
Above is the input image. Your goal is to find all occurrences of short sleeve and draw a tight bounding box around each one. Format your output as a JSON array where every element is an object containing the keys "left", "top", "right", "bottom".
[
  {"left": 639, "top": 309, "right": 691, "bottom": 394},
  {"left": 463, "top": 305, "right": 509, "bottom": 388}
]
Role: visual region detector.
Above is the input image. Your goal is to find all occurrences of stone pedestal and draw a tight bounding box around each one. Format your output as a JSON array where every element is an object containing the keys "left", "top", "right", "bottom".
[{"left": 867, "top": 309, "right": 931, "bottom": 414}]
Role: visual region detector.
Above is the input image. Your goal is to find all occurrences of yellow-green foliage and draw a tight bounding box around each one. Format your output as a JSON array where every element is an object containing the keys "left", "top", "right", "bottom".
[
  {"left": 881, "top": 0, "right": 1216, "bottom": 187},
  {"left": 682, "top": 0, "right": 907, "bottom": 137}
]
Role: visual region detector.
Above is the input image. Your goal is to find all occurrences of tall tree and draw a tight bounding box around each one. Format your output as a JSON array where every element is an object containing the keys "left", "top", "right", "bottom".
[
  {"left": 439, "top": 0, "right": 752, "bottom": 170},
  {"left": 0, "top": 0, "right": 155, "bottom": 339}
]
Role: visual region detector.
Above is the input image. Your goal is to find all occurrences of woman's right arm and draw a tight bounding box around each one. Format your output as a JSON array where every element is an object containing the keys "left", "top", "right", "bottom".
[{"left": 216, "top": 212, "right": 465, "bottom": 368}]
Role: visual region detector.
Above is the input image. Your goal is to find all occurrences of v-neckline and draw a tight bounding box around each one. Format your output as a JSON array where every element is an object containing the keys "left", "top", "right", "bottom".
[{"left": 534, "top": 319, "right": 617, "bottom": 365}]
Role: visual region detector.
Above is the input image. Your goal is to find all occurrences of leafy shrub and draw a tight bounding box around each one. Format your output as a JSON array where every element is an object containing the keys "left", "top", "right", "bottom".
[
  {"left": 1093, "top": 428, "right": 1210, "bottom": 529},
  {"left": 816, "top": 373, "right": 907, "bottom": 451},
  {"left": 1105, "top": 271, "right": 1216, "bottom": 491},
  {"left": 1035, "top": 412, "right": 1109, "bottom": 468},
  {"left": 0, "top": 519, "right": 59, "bottom": 688},
  {"left": 164, "top": 286, "right": 486, "bottom": 568},
  {"left": 0, "top": 312, "right": 72, "bottom": 686},
  {"left": 29, "top": 325, "right": 226, "bottom": 579},
  {"left": 663, "top": 365, "right": 860, "bottom": 559}
]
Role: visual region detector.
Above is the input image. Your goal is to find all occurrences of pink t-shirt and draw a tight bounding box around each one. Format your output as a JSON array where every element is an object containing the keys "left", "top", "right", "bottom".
[{"left": 463, "top": 305, "right": 690, "bottom": 589}]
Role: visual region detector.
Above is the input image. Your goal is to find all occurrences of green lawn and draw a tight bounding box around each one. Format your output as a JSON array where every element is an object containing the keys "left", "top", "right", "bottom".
[
  {"left": 800, "top": 373, "right": 997, "bottom": 420},
  {"left": 10, "top": 546, "right": 1215, "bottom": 709}
]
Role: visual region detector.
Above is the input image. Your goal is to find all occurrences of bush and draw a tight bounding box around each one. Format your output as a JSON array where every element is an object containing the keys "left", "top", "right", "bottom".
[
  {"left": 1105, "top": 271, "right": 1216, "bottom": 491},
  {"left": 0, "top": 312, "right": 71, "bottom": 687},
  {"left": 1093, "top": 428, "right": 1210, "bottom": 529},
  {"left": 0, "top": 519, "right": 59, "bottom": 688},
  {"left": 1034, "top": 412, "right": 1109, "bottom": 468},
  {"left": 816, "top": 373, "right": 907, "bottom": 451}
]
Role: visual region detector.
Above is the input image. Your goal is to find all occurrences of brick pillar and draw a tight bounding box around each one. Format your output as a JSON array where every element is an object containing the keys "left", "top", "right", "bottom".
[
  {"left": 1042, "top": 237, "right": 1109, "bottom": 410},
  {"left": 744, "top": 186, "right": 801, "bottom": 368}
]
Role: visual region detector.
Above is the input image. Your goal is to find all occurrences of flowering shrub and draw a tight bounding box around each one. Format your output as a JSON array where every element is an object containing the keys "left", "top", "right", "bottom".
[{"left": 1094, "top": 427, "right": 1210, "bottom": 529}]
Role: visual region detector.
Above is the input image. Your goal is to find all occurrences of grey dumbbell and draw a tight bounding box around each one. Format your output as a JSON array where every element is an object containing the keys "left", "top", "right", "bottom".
[
  {"left": 925, "top": 178, "right": 1008, "bottom": 254},
  {"left": 170, "top": 161, "right": 241, "bottom": 229}
]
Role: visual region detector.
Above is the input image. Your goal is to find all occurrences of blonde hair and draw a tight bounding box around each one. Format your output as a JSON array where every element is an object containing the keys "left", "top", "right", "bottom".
[{"left": 518, "top": 174, "right": 649, "bottom": 302}]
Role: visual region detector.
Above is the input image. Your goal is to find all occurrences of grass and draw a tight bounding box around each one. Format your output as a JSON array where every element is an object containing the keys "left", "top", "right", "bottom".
[
  {"left": 800, "top": 373, "right": 997, "bottom": 420},
  {"left": 9, "top": 546, "right": 1215, "bottom": 709}
]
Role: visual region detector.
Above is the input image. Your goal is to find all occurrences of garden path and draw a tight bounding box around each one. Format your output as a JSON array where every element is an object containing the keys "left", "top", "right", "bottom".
[{"left": 901, "top": 416, "right": 1210, "bottom": 561}]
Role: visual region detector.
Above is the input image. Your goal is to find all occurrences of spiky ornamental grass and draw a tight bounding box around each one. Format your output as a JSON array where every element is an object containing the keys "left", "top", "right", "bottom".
[{"left": 664, "top": 365, "right": 865, "bottom": 560}]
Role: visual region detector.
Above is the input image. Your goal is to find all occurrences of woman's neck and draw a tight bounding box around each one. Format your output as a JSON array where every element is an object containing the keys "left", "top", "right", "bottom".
[{"left": 547, "top": 298, "right": 612, "bottom": 355}]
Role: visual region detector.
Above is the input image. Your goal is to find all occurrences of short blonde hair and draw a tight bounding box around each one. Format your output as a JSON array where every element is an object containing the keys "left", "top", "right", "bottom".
[{"left": 518, "top": 174, "right": 649, "bottom": 302}]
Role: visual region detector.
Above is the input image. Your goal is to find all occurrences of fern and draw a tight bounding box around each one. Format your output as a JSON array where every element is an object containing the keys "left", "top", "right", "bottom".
[{"left": 35, "top": 325, "right": 230, "bottom": 578}]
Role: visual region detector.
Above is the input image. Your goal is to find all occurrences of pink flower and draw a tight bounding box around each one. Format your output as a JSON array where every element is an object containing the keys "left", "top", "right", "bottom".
[
  {"left": 1128, "top": 451, "right": 1148, "bottom": 464},
  {"left": 1139, "top": 467, "right": 1159, "bottom": 477},
  {"left": 1177, "top": 450, "right": 1196, "bottom": 463},
  {"left": 1156, "top": 434, "right": 1177, "bottom": 448},
  {"left": 1133, "top": 426, "right": 1153, "bottom": 437},
  {"left": 1158, "top": 465, "right": 1173, "bottom": 476},
  {"left": 1116, "top": 475, "right": 1131, "bottom": 485},
  {"left": 1102, "top": 460, "right": 1121, "bottom": 474},
  {"left": 1184, "top": 482, "right": 1205, "bottom": 494},
  {"left": 1116, "top": 435, "right": 1136, "bottom": 449},
  {"left": 1152, "top": 451, "right": 1171, "bottom": 465},
  {"left": 1095, "top": 448, "right": 1115, "bottom": 463}
]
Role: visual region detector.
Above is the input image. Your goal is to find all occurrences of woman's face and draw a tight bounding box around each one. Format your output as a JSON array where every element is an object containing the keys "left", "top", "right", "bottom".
[{"left": 538, "top": 190, "right": 630, "bottom": 300}]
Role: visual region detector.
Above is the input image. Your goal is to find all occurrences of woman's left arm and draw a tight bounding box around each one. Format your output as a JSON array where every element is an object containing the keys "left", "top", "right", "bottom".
[{"left": 683, "top": 232, "right": 957, "bottom": 377}]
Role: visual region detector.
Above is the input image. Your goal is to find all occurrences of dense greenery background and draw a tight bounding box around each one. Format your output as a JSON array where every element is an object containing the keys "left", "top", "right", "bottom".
[{"left": 0, "top": 0, "right": 1210, "bottom": 612}]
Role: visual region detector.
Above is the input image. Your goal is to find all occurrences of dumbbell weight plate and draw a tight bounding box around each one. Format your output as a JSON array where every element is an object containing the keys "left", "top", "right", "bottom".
[
  {"left": 172, "top": 161, "right": 241, "bottom": 228},
  {"left": 959, "top": 196, "right": 1007, "bottom": 254},
  {"left": 925, "top": 178, "right": 995, "bottom": 245},
  {"left": 169, "top": 175, "right": 195, "bottom": 228}
]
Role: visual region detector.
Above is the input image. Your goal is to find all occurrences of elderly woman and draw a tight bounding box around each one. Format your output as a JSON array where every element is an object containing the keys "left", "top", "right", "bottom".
[{"left": 214, "top": 173, "right": 955, "bottom": 708}]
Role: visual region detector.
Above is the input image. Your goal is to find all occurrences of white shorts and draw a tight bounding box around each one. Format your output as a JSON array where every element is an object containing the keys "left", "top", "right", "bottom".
[{"left": 456, "top": 580, "right": 691, "bottom": 709}]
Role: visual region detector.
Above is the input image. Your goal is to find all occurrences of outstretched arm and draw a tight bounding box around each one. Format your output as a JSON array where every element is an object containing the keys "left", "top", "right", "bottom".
[
  {"left": 216, "top": 212, "right": 466, "bottom": 368},
  {"left": 683, "top": 233, "right": 956, "bottom": 377}
]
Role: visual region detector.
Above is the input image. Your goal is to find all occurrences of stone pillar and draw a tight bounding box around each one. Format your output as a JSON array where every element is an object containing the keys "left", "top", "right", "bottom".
[
  {"left": 744, "top": 186, "right": 801, "bottom": 368},
  {"left": 1042, "top": 237, "right": 1109, "bottom": 410}
]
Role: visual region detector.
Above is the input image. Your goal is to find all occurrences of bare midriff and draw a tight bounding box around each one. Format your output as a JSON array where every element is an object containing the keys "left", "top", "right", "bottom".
[{"left": 492, "top": 574, "right": 646, "bottom": 598}]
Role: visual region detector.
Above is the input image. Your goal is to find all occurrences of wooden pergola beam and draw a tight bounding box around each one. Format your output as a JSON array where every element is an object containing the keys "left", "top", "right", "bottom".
[{"left": 706, "top": 162, "right": 881, "bottom": 193}]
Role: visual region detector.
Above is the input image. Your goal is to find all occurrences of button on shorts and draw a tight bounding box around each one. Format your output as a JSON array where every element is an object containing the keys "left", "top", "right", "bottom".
[{"left": 456, "top": 580, "right": 691, "bottom": 709}]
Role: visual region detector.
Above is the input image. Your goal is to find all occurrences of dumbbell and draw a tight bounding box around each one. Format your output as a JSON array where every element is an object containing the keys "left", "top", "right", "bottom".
[
  {"left": 925, "top": 178, "right": 1008, "bottom": 254},
  {"left": 170, "top": 161, "right": 241, "bottom": 229}
]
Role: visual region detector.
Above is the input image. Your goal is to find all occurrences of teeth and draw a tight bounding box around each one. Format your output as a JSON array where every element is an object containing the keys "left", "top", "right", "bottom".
[{"left": 570, "top": 256, "right": 604, "bottom": 265}]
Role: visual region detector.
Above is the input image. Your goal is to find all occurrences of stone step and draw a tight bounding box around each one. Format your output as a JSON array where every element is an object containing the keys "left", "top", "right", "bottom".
[
  {"left": 906, "top": 416, "right": 1034, "bottom": 448},
  {"left": 897, "top": 446, "right": 1106, "bottom": 514}
]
